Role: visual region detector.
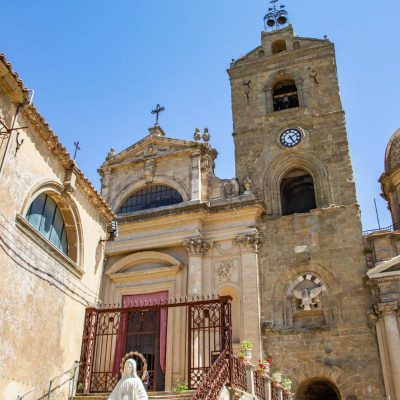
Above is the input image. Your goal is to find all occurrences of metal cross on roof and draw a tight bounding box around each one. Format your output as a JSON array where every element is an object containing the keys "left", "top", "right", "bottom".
[
  {"left": 151, "top": 104, "right": 165, "bottom": 126},
  {"left": 73, "top": 141, "right": 81, "bottom": 160}
]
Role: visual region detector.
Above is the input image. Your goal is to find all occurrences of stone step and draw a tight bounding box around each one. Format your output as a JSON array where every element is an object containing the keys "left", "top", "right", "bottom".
[{"left": 74, "top": 391, "right": 194, "bottom": 400}]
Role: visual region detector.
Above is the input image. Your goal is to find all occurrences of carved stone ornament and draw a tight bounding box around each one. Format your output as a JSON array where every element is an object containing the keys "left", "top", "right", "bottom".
[
  {"left": 223, "top": 178, "right": 239, "bottom": 198},
  {"left": 293, "top": 287, "right": 323, "bottom": 311},
  {"left": 374, "top": 301, "right": 398, "bottom": 317},
  {"left": 234, "top": 233, "right": 261, "bottom": 252},
  {"left": 105, "top": 147, "right": 116, "bottom": 161},
  {"left": 183, "top": 237, "right": 212, "bottom": 256},
  {"left": 243, "top": 176, "right": 253, "bottom": 195},
  {"left": 143, "top": 159, "right": 155, "bottom": 183},
  {"left": 216, "top": 261, "right": 233, "bottom": 282},
  {"left": 143, "top": 145, "right": 156, "bottom": 157}
]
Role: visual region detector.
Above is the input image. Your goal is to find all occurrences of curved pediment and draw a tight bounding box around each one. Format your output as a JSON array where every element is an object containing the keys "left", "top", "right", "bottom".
[{"left": 106, "top": 251, "right": 183, "bottom": 275}]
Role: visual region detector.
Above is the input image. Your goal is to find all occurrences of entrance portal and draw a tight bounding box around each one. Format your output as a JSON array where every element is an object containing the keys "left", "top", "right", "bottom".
[
  {"left": 125, "top": 309, "right": 165, "bottom": 391},
  {"left": 297, "top": 379, "right": 340, "bottom": 400}
]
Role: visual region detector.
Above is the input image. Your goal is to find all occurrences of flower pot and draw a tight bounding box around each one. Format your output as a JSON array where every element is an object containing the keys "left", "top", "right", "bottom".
[
  {"left": 272, "top": 371, "right": 282, "bottom": 383},
  {"left": 244, "top": 349, "right": 252, "bottom": 361}
]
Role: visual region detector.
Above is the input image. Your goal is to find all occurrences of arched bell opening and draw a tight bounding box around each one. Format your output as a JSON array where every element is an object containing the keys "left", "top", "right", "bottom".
[
  {"left": 271, "top": 39, "right": 287, "bottom": 54},
  {"left": 297, "top": 379, "right": 341, "bottom": 400},
  {"left": 273, "top": 79, "right": 299, "bottom": 111},
  {"left": 281, "top": 168, "right": 317, "bottom": 215}
]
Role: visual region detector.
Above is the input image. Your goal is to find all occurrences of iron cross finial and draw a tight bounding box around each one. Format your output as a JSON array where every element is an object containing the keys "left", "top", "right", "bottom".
[
  {"left": 73, "top": 141, "right": 81, "bottom": 160},
  {"left": 151, "top": 104, "right": 165, "bottom": 126}
]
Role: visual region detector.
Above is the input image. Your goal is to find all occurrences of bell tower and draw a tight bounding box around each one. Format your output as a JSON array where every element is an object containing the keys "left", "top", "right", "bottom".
[
  {"left": 228, "top": 14, "right": 356, "bottom": 214},
  {"left": 227, "top": 3, "right": 386, "bottom": 399}
]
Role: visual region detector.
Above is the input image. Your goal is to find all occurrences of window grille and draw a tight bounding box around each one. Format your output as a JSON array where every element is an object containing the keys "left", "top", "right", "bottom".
[
  {"left": 26, "top": 193, "right": 68, "bottom": 254},
  {"left": 118, "top": 185, "right": 183, "bottom": 214}
]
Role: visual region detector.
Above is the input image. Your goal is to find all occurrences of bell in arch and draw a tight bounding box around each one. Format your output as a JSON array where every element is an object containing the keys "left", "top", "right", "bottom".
[{"left": 264, "top": 12, "right": 276, "bottom": 27}]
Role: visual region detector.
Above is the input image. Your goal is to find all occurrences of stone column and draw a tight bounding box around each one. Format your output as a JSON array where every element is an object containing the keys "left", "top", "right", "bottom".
[
  {"left": 183, "top": 237, "right": 211, "bottom": 296},
  {"left": 245, "top": 363, "right": 256, "bottom": 396},
  {"left": 234, "top": 233, "right": 263, "bottom": 362},
  {"left": 375, "top": 301, "right": 400, "bottom": 400}
]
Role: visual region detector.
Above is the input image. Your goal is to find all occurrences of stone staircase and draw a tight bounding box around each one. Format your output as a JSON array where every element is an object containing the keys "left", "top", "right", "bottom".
[{"left": 74, "top": 391, "right": 195, "bottom": 400}]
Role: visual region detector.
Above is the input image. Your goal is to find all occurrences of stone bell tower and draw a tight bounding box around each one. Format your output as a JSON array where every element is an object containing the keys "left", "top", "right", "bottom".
[{"left": 227, "top": 5, "right": 386, "bottom": 400}]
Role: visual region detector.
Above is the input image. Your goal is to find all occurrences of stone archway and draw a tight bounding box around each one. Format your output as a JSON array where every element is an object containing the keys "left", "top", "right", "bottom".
[{"left": 297, "top": 379, "right": 341, "bottom": 400}]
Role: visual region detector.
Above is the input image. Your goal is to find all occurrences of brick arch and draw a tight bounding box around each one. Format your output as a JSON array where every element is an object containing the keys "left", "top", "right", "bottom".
[
  {"left": 21, "top": 180, "right": 83, "bottom": 265},
  {"left": 264, "top": 68, "right": 305, "bottom": 113},
  {"left": 263, "top": 152, "right": 332, "bottom": 215},
  {"left": 111, "top": 175, "right": 190, "bottom": 212},
  {"left": 271, "top": 263, "right": 342, "bottom": 327}
]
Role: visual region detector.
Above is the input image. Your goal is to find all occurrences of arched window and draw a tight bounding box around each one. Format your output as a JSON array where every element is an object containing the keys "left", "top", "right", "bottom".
[
  {"left": 118, "top": 185, "right": 183, "bottom": 214},
  {"left": 281, "top": 168, "right": 316, "bottom": 215},
  {"left": 273, "top": 80, "right": 299, "bottom": 111},
  {"left": 25, "top": 193, "right": 68, "bottom": 254},
  {"left": 271, "top": 39, "right": 287, "bottom": 54}
]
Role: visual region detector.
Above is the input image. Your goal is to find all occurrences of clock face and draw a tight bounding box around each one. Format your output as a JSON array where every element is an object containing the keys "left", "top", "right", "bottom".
[{"left": 280, "top": 128, "right": 302, "bottom": 147}]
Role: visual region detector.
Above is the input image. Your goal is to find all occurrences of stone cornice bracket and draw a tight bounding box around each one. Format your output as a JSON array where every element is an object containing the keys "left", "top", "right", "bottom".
[
  {"left": 63, "top": 159, "right": 79, "bottom": 194},
  {"left": 374, "top": 301, "right": 398, "bottom": 317},
  {"left": 182, "top": 237, "right": 212, "bottom": 256},
  {"left": 234, "top": 233, "right": 262, "bottom": 252}
]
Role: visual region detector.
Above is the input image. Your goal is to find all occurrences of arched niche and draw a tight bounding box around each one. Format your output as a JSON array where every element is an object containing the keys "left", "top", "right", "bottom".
[
  {"left": 272, "top": 263, "right": 342, "bottom": 328},
  {"left": 20, "top": 180, "right": 83, "bottom": 265},
  {"left": 217, "top": 285, "right": 241, "bottom": 344},
  {"left": 264, "top": 69, "right": 305, "bottom": 113},
  {"left": 111, "top": 176, "right": 190, "bottom": 214},
  {"left": 263, "top": 152, "right": 331, "bottom": 215}
]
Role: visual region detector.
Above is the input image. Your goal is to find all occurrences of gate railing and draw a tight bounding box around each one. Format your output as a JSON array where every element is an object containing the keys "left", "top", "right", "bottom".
[{"left": 77, "top": 295, "right": 232, "bottom": 394}]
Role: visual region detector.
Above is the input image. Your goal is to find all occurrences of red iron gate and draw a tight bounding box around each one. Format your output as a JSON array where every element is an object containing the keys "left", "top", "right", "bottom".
[{"left": 77, "top": 296, "right": 232, "bottom": 394}]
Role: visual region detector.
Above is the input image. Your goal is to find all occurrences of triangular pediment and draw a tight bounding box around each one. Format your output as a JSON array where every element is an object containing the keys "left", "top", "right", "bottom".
[
  {"left": 102, "top": 129, "right": 201, "bottom": 168},
  {"left": 368, "top": 254, "right": 400, "bottom": 277}
]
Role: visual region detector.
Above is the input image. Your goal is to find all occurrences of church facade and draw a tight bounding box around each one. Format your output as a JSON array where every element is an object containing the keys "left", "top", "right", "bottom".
[{"left": 1, "top": 14, "right": 400, "bottom": 400}]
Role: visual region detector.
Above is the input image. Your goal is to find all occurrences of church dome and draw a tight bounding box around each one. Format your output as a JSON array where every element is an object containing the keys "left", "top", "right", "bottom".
[{"left": 385, "top": 128, "right": 400, "bottom": 173}]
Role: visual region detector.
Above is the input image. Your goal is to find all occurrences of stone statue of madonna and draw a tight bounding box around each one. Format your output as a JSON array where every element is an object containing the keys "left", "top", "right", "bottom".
[{"left": 108, "top": 359, "right": 148, "bottom": 400}]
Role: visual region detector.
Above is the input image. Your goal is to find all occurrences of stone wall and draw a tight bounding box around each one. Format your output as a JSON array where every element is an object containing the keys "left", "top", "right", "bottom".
[{"left": 0, "top": 81, "right": 109, "bottom": 399}]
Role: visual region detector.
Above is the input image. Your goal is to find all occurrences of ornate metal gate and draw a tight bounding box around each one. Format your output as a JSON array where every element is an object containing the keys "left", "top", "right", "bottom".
[{"left": 77, "top": 296, "right": 232, "bottom": 394}]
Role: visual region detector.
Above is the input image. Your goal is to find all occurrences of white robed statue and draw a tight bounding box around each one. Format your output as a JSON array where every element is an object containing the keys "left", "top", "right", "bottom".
[{"left": 108, "top": 359, "right": 148, "bottom": 400}]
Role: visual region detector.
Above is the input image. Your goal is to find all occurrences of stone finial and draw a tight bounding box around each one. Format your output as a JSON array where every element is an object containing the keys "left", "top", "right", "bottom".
[
  {"left": 106, "top": 147, "right": 116, "bottom": 161},
  {"left": 202, "top": 128, "right": 210, "bottom": 143},
  {"left": 374, "top": 301, "right": 398, "bottom": 317},
  {"left": 183, "top": 237, "right": 212, "bottom": 256},
  {"left": 223, "top": 178, "right": 239, "bottom": 198},
  {"left": 234, "top": 233, "right": 262, "bottom": 252},
  {"left": 243, "top": 176, "right": 253, "bottom": 195},
  {"left": 194, "top": 128, "right": 201, "bottom": 142},
  {"left": 148, "top": 125, "right": 165, "bottom": 137}
]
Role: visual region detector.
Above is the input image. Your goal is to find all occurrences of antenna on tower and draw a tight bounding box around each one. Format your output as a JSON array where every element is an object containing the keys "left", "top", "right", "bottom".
[{"left": 264, "top": 0, "right": 289, "bottom": 31}]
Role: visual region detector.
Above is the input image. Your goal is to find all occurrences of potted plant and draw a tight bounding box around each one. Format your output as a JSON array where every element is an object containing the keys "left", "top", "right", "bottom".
[
  {"left": 272, "top": 371, "right": 282, "bottom": 383},
  {"left": 239, "top": 340, "right": 253, "bottom": 363},
  {"left": 172, "top": 380, "right": 188, "bottom": 393},
  {"left": 282, "top": 377, "right": 292, "bottom": 392},
  {"left": 257, "top": 354, "right": 271, "bottom": 376}
]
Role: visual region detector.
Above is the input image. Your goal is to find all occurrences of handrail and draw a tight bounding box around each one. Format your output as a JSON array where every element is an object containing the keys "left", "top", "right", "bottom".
[
  {"left": 363, "top": 222, "right": 400, "bottom": 236},
  {"left": 16, "top": 362, "right": 80, "bottom": 400},
  {"left": 191, "top": 352, "right": 229, "bottom": 400}
]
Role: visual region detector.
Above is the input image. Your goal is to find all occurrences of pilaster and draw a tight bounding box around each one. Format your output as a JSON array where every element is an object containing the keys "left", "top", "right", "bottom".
[
  {"left": 375, "top": 301, "right": 400, "bottom": 400},
  {"left": 234, "top": 233, "right": 262, "bottom": 361},
  {"left": 183, "top": 237, "right": 212, "bottom": 296}
]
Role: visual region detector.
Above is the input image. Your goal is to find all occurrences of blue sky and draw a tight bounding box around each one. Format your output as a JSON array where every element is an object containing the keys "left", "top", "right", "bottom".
[{"left": 1, "top": 0, "right": 399, "bottom": 230}]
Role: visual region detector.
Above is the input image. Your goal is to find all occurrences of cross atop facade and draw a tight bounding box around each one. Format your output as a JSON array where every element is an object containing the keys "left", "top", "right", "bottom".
[
  {"left": 73, "top": 141, "right": 81, "bottom": 160},
  {"left": 151, "top": 104, "right": 165, "bottom": 126}
]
